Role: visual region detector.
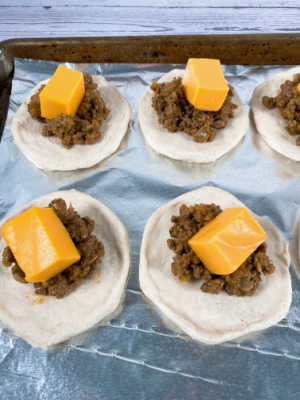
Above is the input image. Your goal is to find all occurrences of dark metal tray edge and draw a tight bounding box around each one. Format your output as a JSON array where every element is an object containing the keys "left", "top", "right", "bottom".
[{"left": 2, "top": 34, "right": 300, "bottom": 64}]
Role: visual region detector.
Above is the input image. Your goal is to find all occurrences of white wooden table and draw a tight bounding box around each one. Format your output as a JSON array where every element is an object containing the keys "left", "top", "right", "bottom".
[{"left": 0, "top": 0, "right": 299, "bottom": 42}]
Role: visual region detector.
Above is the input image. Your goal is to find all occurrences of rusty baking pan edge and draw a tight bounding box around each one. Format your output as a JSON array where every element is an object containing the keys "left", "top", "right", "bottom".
[{"left": 1, "top": 34, "right": 300, "bottom": 65}]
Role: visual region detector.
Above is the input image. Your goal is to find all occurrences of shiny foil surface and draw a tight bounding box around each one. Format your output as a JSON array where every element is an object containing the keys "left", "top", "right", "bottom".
[{"left": 1, "top": 60, "right": 300, "bottom": 400}]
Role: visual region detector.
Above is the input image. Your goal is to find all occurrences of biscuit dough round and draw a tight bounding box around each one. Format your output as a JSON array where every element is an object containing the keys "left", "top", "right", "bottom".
[
  {"left": 251, "top": 66, "right": 300, "bottom": 161},
  {"left": 12, "top": 76, "right": 131, "bottom": 171},
  {"left": 139, "top": 186, "right": 291, "bottom": 344},
  {"left": 138, "top": 69, "right": 249, "bottom": 163},
  {"left": 0, "top": 190, "right": 131, "bottom": 348}
]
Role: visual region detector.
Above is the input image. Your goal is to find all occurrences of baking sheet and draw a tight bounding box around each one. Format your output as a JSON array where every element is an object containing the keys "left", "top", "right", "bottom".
[{"left": 1, "top": 59, "right": 300, "bottom": 400}]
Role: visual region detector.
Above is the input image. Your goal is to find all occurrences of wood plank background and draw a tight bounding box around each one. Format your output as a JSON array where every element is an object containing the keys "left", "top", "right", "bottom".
[{"left": 0, "top": 0, "right": 300, "bottom": 42}]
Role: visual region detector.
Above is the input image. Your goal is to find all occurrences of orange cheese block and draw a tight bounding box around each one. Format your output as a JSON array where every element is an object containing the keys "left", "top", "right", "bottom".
[
  {"left": 182, "top": 58, "right": 229, "bottom": 112},
  {"left": 188, "top": 207, "right": 266, "bottom": 275},
  {"left": 39, "top": 65, "right": 85, "bottom": 119},
  {"left": 297, "top": 83, "right": 300, "bottom": 94},
  {"left": 1, "top": 207, "right": 81, "bottom": 282}
]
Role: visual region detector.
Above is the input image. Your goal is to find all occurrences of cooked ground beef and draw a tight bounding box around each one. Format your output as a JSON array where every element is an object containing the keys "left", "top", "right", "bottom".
[
  {"left": 2, "top": 198, "right": 105, "bottom": 299},
  {"left": 262, "top": 73, "right": 300, "bottom": 146},
  {"left": 167, "top": 203, "right": 275, "bottom": 296},
  {"left": 151, "top": 77, "right": 237, "bottom": 143},
  {"left": 28, "top": 73, "right": 110, "bottom": 148}
]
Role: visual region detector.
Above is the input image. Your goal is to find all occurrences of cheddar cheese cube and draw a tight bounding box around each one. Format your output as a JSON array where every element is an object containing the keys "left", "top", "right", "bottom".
[
  {"left": 1, "top": 207, "right": 80, "bottom": 282},
  {"left": 188, "top": 207, "right": 266, "bottom": 275},
  {"left": 182, "top": 58, "right": 229, "bottom": 112},
  {"left": 39, "top": 65, "right": 85, "bottom": 119}
]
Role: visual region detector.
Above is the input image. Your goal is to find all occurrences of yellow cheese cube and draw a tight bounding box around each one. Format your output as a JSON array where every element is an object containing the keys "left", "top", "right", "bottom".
[
  {"left": 1, "top": 207, "right": 81, "bottom": 282},
  {"left": 39, "top": 65, "right": 85, "bottom": 119},
  {"left": 188, "top": 208, "right": 266, "bottom": 275},
  {"left": 182, "top": 58, "right": 229, "bottom": 111}
]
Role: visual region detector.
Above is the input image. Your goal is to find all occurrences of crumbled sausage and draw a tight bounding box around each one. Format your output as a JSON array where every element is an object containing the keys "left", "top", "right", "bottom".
[
  {"left": 2, "top": 246, "right": 15, "bottom": 267},
  {"left": 262, "top": 73, "right": 300, "bottom": 144},
  {"left": 2, "top": 248, "right": 28, "bottom": 283},
  {"left": 28, "top": 86, "right": 45, "bottom": 122},
  {"left": 168, "top": 204, "right": 275, "bottom": 296},
  {"left": 2, "top": 198, "right": 105, "bottom": 299},
  {"left": 201, "top": 278, "right": 225, "bottom": 294},
  {"left": 12, "top": 265, "right": 27, "bottom": 284},
  {"left": 28, "top": 73, "right": 110, "bottom": 149},
  {"left": 151, "top": 77, "right": 237, "bottom": 143}
]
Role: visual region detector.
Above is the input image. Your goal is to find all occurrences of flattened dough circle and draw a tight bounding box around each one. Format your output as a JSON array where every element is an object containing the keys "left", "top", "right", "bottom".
[
  {"left": 0, "top": 190, "right": 131, "bottom": 348},
  {"left": 139, "top": 186, "right": 291, "bottom": 344},
  {"left": 12, "top": 76, "right": 131, "bottom": 171},
  {"left": 251, "top": 66, "right": 300, "bottom": 161},
  {"left": 138, "top": 69, "right": 249, "bottom": 163}
]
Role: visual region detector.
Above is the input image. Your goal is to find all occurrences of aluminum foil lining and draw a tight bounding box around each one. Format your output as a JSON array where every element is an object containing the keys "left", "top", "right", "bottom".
[{"left": 1, "top": 59, "right": 300, "bottom": 400}]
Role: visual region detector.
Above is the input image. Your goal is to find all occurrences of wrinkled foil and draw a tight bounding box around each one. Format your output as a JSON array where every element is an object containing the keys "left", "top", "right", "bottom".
[{"left": 1, "top": 60, "right": 300, "bottom": 400}]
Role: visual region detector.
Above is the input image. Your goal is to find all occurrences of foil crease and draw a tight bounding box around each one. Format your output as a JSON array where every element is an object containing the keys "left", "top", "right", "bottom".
[{"left": 1, "top": 60, "right": 300, "bottom": 399}]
